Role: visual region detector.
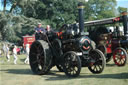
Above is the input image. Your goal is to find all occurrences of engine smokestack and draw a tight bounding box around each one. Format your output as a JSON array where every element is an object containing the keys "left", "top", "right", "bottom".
[
  {"left": 122, "top": 12, "right": 128, "bottom": 40},
  {"left": 78, "top": 2, "right": 85, "bottom": 35}
]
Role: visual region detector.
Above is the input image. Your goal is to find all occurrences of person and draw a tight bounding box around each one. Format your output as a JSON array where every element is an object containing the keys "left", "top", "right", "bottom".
[
  {"left": 20, "top": 46, "right": 25, "bottom": 54},
  {"left": 46, "top": 25, "right": 53, "bottom": 34},
  {"left": 35, "top": 23, "right": 46, "bottom": 40},
  {"left": 13, "top": 45, "right": 18, "bottom": 64},
  {"left": 46, "top": 25, "right": 51, "bottom": 32},
  {"left": 0, "top": 49, "right": 2, "bottom": 57},
  {"left": 5, "top": 44, "right": 10, "bottom": 62},
  {"left": 2, "top": 43, "right": 6, "bottom": 57},
  {"left": 24, "top": 44, "right": 30, "bottom": 64}
]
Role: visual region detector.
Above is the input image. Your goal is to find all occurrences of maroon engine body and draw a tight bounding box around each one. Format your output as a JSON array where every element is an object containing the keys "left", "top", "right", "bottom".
[{"left": 87, "top": 12, "right": 128, "bottom": 66}]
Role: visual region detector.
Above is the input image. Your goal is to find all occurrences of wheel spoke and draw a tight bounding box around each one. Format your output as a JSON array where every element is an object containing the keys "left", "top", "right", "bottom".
[
  {"left": 95, "top": 66, "right": 99, "bottom": 71},
  {"left": 97, "top": 65, "right": 101, "bottom": 70}
]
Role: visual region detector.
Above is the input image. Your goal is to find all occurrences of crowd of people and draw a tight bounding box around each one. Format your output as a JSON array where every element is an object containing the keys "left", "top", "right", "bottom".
[{"left": 0, "top": 43, "right": 30, "bottom": 65}]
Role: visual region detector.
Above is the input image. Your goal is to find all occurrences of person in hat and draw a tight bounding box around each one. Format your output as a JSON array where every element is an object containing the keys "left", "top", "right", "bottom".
[{"left": 35, "top": 23, "right": 46, "bottom": 40}]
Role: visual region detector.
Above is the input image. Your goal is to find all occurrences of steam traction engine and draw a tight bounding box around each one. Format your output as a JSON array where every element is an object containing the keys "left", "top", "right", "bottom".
[
  {"left": 87, "top": 12, "right": 128, "bottom": 66},
  {"left": 29, "top": 3, "right": 106, "bottom": 77}
]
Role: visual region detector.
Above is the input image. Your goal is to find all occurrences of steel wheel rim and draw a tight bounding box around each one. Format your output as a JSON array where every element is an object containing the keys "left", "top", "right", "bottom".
[
  {"left": 89, "top": 50, "right": 104, "bottom": 73},
  {"left": 113, "top": 49, "right": 126, "bottom": 66},
  {"left": 63, "top": 52, "right": 81, "bottom": 77}
]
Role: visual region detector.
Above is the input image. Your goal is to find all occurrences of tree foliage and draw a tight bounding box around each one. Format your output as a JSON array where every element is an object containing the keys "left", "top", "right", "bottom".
[
  {"left": 21, "top": 0, "right": 79, "bottom": 28},
  {"left": 0, "top": 12, "right": 45, "bottom": 42},
  {"left": 117, "top": 6, "right": 127, "bottom": 14},
  {"left": 85, "top": 0, "right": 117, "bottom": 20},
  {"left": 0, "top": 0, "right": 118, "bottom": 43}
]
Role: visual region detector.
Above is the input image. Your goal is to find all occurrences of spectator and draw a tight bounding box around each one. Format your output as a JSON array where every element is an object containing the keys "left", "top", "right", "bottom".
[
  {"left": 13, "top": 45, "right": 18, "bottom": 64},
  {"left": 2, "top": 43, "right": 6, "bottom": 57},
  {"left": 24, "top": 44, "right": 30, "bottom": 64},
  {"left": 20, "top": 46, "right": 25, "bottom": 54},
  {"left": 5, "top": 44, "right": 10, "bottom": 62},
  {"left": 0, "top": 49, "right": 2, "bottom": 57},
  {"left": 35, "top": 23, "right": 46, "bottom": 40}
]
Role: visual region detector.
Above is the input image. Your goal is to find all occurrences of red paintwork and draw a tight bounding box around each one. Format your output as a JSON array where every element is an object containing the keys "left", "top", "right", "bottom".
[
  {"left": 106, "top": 46, "right": 112, "bottom": 53},
  {"left": 23, "top": 35, "right": 35, "bottom": 48},
  {"left": 100, "top": 34, "right": 121, "bottom": 54},
  {"left": 113, "top": 48, "right": 126, "bottom": 66},
  {"left": 113, "top": 17, "right": 120, "bottom": 22},
  {"left": 16, "top": 48, "right": 20, "bottom": 52}
]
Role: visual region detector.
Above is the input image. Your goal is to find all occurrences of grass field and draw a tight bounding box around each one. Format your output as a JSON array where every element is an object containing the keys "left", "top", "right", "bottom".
[{"left": 0, "top": 54, "right": 128, "bottom": 85}]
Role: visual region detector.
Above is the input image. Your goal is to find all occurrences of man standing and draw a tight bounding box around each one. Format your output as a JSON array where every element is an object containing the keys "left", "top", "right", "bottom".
[
  {"left": 24, "top": 44, "right": 30, "bottom": 64},
  {"left": 2, "top": 43, "right": 6, "bottom": 57},
  {"left": 13, "top": 45, "right": 18, "bottom": 64},
  {"left": 0, "top": 49, "right": 2, "bottom": 57},
  {"left": 35, "top": 23, "right": 46, "bottom": 40},
  {"left": 5, "top": 44, "right": 10, "bottom": 62}
]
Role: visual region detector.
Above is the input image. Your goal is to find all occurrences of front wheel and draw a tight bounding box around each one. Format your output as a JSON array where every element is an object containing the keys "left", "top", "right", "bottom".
[
  {"left": 113, "top": 47, "right": 128, "bottom": 66},
  {"left": 88, "top": 49, "right": 106, "bottom": 74},
  {"left": 63, "top": 51, "right": 81, "bottom": 77}
]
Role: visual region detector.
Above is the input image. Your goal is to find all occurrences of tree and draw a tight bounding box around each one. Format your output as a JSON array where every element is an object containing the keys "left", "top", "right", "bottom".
[
  {"left": 3, "top": 0, "right": 6, "bottom": 12},
  {"left": 21, "top": 0, "right": 79, "bottom": 28},
  {"left": 0, "top": 0, "right": 118, "bottom": 43},
  {"left": 0, "top": 0, "right": 43, "bottom": 42},
  {"left": 118, "top": 6, "right": 127, "bottom": 14},
  {"left": 85, "top": 0, "right": 117, "bottom": 21}
]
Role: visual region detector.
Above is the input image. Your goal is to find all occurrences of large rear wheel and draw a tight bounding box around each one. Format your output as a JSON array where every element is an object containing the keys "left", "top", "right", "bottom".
[
  {"left": 113, "top": 47, "right": 128, "bottom": 66},
  {"left": 88, "top": 49, "right": 106, "bottom": 74},
  {"left": 29, "top": 40, "right": 52, "bottom": 75}
]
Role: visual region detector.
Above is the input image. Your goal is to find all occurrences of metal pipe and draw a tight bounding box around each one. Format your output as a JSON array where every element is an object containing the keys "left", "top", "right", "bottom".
[
  {"left": 78, "top": 2, "right": 85, "bottom": 34},
  {"left": 122, "top": 12, "right": 128, "bottom": 40}
]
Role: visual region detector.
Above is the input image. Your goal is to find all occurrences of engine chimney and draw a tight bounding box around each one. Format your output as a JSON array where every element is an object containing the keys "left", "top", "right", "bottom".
[
  {"left": 78, "top": 2, "right": 85, "bottom": 35},
  {"left": 122, "top": 12, "right": 128, "bottom": 40}
]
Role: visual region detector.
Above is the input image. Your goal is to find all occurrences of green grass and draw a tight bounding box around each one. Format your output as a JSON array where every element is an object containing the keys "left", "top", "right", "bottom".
[
  {"left": 0, "top": 54, "right": 26, "bottom": 65},
  {"left": 0, "top": 54, "right": 128, "bottom": 85}
]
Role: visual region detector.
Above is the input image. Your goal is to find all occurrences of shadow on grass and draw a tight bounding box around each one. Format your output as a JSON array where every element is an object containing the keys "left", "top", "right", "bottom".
[
  {"left": 1, "top": 68, "right": 128, "bottom": 81},
  {"left": 79, "top": 73, "right": 128, "bottom": 79},
  {"left": 106, "top": 63, "right": 116, "bottom": 67},
  {"left": 20, "top": 59, "right": 25, "bottom": 62},
  {"left": 0, "top": 69, "right": 33, "bottom": 75},
  {"left": 44, "top": 72, "right": 128, "bottom": 81}
]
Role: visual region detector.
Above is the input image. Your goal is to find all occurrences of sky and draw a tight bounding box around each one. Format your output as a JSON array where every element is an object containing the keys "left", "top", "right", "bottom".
[
  {"left": 0, "top": 0, "right": 128, "bottom": 11},
  {"left": 117, "top": 0, "right": 128, "bottom": 8}
]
